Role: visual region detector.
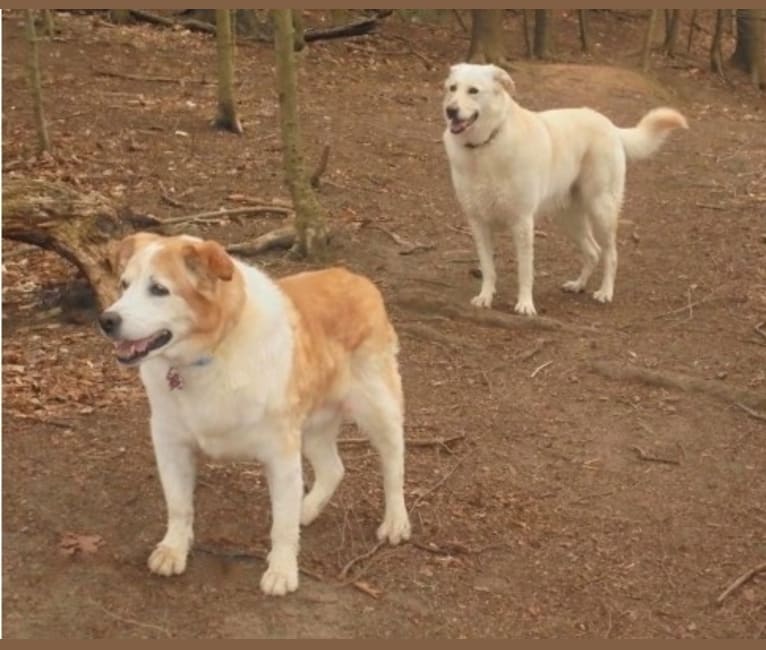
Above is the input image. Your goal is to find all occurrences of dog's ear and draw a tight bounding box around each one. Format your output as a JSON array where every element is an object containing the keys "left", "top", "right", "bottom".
[
  {"left": 491, "top": 65, "right": 515, "bottom": 96},
  {"left": 108, "top": 232, "right": 158, "bottom": 275},
  {"left": 182, "top": 240, "right": 234, "bottom": 283}
]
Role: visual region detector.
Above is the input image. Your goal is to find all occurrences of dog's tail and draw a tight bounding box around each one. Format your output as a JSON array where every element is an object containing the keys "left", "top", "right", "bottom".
[{"left": 618, "top": 107, "right": 688, "bottom": 162}]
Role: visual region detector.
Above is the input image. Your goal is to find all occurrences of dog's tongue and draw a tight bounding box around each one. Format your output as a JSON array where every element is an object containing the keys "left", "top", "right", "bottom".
[
  {"left": 450, "top": 120, "right": 468, "bottom": 134},
  {"left": 114, "top": 335, "right": 154, "bottom": 358}
]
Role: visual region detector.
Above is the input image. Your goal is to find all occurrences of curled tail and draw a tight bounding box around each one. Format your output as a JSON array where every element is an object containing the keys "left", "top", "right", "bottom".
[{"left": 618, "top": 107, "right": 688, "bottom": 161}]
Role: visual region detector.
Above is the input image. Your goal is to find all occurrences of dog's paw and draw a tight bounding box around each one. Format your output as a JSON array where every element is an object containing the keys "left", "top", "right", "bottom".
[
  {"left": 470, "top": 293, "right": 494, "bottom": 309},
  {"left": 592, "top": 289, "right": 613, "bottom": 304},
  {"left": 300, "top": 494, "right": 322, "bottom": 527},
  {"left": 514, "top": 299, "right": 537, "bottom": 316},
  {"left": 561, "top": 280, "right": 585, "bottom": 293},
  {"left": 260, "top": 556, "right": 299, "bottom": 596},
  {"left": 376, "top": 510, "right": 412, "bottom": 545},
  {"left": 148, "top": 543, "right": 188, "bottom": 576}
]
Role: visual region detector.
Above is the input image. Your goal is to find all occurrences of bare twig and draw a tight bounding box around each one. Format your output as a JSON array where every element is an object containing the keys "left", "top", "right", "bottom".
[
  {"left": 158, "top": 205, "right": 292, "bottom": 227},
  {"left": 364, "top": 224, "right": 434, "bottom": 255},
  {"left": 350, "top": 580, "right": 381, "bottom": 599},
  {"left": 755, "top": 321, "right": 766, "bottom": 341},
  {"left": 409, "top": 459, "right": 464, "bottom": 513},
  {"left": 630, "top": 445, "right": 680, "bottom": 465},
  {"left": 194, "top": 544, "right": 325, "bottom": 581},
  {"left": 530, "top": 360, "right": 553, "bottom": 379},
  {"left": 95, "top": 69, "right": 198, "bottom": 84},
  {"left": 716, "top": 561, "right": 766, "bottom": 605},
  {"left": 654, "top": 293, "right": 719, "bottom": 319},
  {"left": 339, "top": 433, "right": 465, "bottom": 454},
  {"left": 339, "top": 540, "right": 386, "bottom": 580}
]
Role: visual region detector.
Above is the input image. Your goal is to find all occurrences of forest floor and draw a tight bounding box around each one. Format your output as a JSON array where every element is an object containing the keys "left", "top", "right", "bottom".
[{"left": 2, "top": 10, "right": 765, "bottom": 638}]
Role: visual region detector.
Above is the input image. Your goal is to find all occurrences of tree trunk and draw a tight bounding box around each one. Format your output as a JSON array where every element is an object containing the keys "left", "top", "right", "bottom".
[
  {"left": 214, "top": 9, "right": 243, "bottom": 134},
  {"left": 467, "top": 10, "right": 508, "bottom": 65},
  {"left": 663, "top": 9, "right": 681, "bottom": 56},
  {"left": 272, "top": 9, "right": 329, "bottom": 259},
  {"left": 292, "top": 10, "right": 306, "bottom": 51},
  {"left": 522, "top": 10, "right": 533, "bottom": 58},
  {"left": 731, "top": 9, "right": 765, "bottom": 88},
  {"left": 533, "top": 10, "right": 554, "bottom": 59},
  {"left": 641, "top": 9, "right": 659, "bottom": 72},
  {"left": 578, "top": 10, "right": 590, "bottom": 53},
  {"left": 2, "top": 179, "right": 132, "bottom": 309},
  {"left": 686, "top": 10, "right": 698, "bottom": 53},
  {"left": 710, "top": 10, "right": 725, "bottom": 75},
  {"left": 43, "top": 10, "right": 55, "bottom": 37},
  {"left": 24, "top": 10, "right": 50, "bottom": 155},
  {"left": 109, "top": 10, "right": 132, "bottom": 25}
]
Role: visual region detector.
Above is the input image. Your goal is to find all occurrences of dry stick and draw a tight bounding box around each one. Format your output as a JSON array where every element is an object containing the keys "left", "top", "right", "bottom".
[
  {"left": 630, "top": 445, "right": 681, "bottom": 465},
  {"left": 195, "top": 544, "right": 325, "bottom": 581},
  {"left": 94, "top": 69, "right": 192, "bottom": 84},
  {"left": 339, "top": 433, "right": 465, "bottom": 449},
  {"left": 589, "top": 361, "right": 766, "bottom": 411},
  {"left": 530, "top": 360, "right": 553, "bottom": 378},
  {"left": 339, "top": 540, "right": 386, "bottom": 581},
  {"left": 716, "top": 561, "right": 766, "bottom": 605},
  {"left": 735, "top": 402, "right": 766, "bottom": 423},
  {"left": 409, "top": 458, "right": 464, "bottom": 513},
  {"left": 755, "top": 321, "right": 766, "bottom": 341},
  {"left": 653, "top": 293, "right": 719, "bottom": 319},
  {"left": 159, "top": 205, "right": 293, "bottom": 226},
  {"left": 365, "top": 224, "right": 434, "bottom": 255}
]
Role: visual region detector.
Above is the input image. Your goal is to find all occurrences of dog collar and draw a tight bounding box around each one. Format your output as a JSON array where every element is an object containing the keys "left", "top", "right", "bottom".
[
  {"left": 166, "top": 356, "right": 212, "bottom": 391},
  {"left": 465, "top": 125, "right": 502, "bottom": 150}
]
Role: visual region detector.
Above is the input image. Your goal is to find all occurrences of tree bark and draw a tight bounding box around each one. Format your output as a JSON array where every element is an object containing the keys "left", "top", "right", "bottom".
[
  {"left": 522, "top": 10, "right": 533, "bottom": 58},
  {"left": 2, "top": 179, "right": 132, "bottom": 309},
  {"left": 214, "top": 9, "right": 243, "bottom": 134},
  {"left": 663, "top": 9, "right": 681, "bottom": 56},
  {"left": 533, "top": 10, "right": 554, "bottom": 59},
  {"left": 731, "top": 9, "right": 765, "bottom": 87},
  {"left": 641, "top": 10, "right": 659, "bottom": 72},
  {"left": 710, "top": 10, "right": 726, "bottom": 75},
  {"left": 24, "top": 10, "right": 50, "bottom": 155},
  {"left": 272, "top": 9, "right": 329, "bottom": 259},
  {"left": 109, "top": 9, "right": 132, "bottom": 25},
  {"left": 578, "top": 10, "right": 590, "bottom": 54},
  {"left": 467, "top": 10, "right": 508, "bottom": 65},
  {"left": 43, "top": 10, "right": 56, "bottom": 37}
]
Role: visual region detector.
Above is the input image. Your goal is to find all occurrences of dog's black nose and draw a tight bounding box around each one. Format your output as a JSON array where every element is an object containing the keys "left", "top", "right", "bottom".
[
  {"left": 446, "top": 106, "right": 459, "bottom": 120},
  {"left": 99, "top": 311, "right": 122, "bottom": 336}
]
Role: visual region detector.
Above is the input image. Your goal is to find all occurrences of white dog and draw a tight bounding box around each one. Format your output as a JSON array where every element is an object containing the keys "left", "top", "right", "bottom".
[
  {"left": 442, "top": 63, "right": 688, "bottom": 315},
  {"left": 99, "top": 233, "right": 411, "bottom": 595}
]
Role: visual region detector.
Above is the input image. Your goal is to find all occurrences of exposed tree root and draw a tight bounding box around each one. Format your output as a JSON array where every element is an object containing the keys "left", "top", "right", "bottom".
[
  {"left": 590, "top": 361, "right": 766, "bottom": 411},
  {"left": 225, "top": 226, "right": 296, "bottom": 256}
]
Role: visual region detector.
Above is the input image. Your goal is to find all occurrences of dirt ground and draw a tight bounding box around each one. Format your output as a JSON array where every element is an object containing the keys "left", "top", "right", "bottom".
[{"left": 2, "top": 10, "right": 765, "bottom": 639}]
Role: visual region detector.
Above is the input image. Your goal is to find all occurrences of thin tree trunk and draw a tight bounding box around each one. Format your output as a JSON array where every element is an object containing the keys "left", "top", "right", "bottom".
[
  {"left": 533, "top": 10, "right": 553, "bottom": 59},
  {"left": 43, "top": 10, "right": 55, "bottom": 37},
  {"left": 109, "top": 9, "right": 132, "bottom": 25},
  {"left": 578, "top": 9, "right": 590, "bottom": 53},
  {"left": 467, "top": 10, "right": 508, "bottom": 65},
  {"left": 24, "top": 10, "right": 50, "bottom": 155},
  {"left": 731, "top": 9, "right": 765, "bottom": 88},
  {"left": 663, "top": 9, "right": 681, "bottom": 56},
  {"left": 522, "top": 10, "right": 533, "bottom": 58},
  {"left": 292, "top": 10, "right": 306, "bottom": 51},
  {"left": 272, "top": 9, "right": 329, "bottom": 259},
  {"left": 642, "top": 10, "right": 659, "bottom": 72},
  {"left": 710, "top": 10, "right": 725, "bottom": 75},
  {"left": 214, "top": 9, "right": 243, "bottom": 134},
  {"left": 686, "top": 10, "right": 698, "bottom": 53}
]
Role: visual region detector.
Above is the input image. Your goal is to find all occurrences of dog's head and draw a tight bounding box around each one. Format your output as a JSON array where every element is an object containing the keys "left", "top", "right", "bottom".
[
  {"left": 99, "top": 233, "right": 244, "bottom": 366},
  {"left": 442, "top": 63, "right": 515, "bottom": 139}
]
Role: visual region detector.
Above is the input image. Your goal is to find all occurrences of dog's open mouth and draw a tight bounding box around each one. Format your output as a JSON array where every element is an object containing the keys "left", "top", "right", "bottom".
[
  {"left": 114, "top": 330, "right": 172, "bottom": 364},
  {"left": 450, "top": 112, "right": 478, "bottom": 134}
]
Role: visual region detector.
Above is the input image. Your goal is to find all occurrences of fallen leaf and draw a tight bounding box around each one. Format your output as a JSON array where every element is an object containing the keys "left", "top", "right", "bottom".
[{"left": 59, "top": 532, "right": 104, "bottom": 556}]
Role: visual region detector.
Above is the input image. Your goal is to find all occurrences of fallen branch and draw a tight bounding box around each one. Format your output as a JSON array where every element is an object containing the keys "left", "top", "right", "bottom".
[
  {"left": 304, "top": 10, "right": 393, "bottom": 43},
  {"left": 409, "top": 458, "right": 464, "bottom": 513},
  {"left": 530, "top": 360, "right": 553, "bottom": 379},
  {"left": 94, "top": 69, "right": 195, "bottom": 84},
  {"left": 339, "top": 540, "right": 386, "bottom": 580},
  {"left": 589, "top": 361, "right": 766, "bottom": 411},
  {"left": 365, "top": 224, "right": 434, "bottom": 255},
  {"left": 127, "top": 9, "right": 216, "bottom": 35},
  {"left": 226, "top": 226, "right": 296, "bottom": 256},
  {"left": 87, "top": 599, "right": 171, "bottom": 637},
  {"left": 395, "top": 291, "right": 585, "bottom": 334},
  {"left": 629, "top": 445, "right": 680, "bottom": 465},
  {"left": 158, "top": 205, "right": 292, "bottom": 227},
  {"left": 339, "top": 433, "right": 465, "bottom": 453},
  {"left": 195, "top": 544, "right": 325, "bottom": 582},
  {"left": 396, "top": 321, "right": 472, "bottom": 350},
  {"left": 716, "top": 561, "right": 766, "bottom": 605}
]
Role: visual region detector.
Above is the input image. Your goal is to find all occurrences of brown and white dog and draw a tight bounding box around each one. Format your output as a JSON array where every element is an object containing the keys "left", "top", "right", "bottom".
[{"left": 99, "top": 233, "right": 411, "bottom": 595}]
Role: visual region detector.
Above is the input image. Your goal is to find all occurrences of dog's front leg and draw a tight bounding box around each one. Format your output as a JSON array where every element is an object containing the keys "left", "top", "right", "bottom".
[
  {"left": 511, "top": 217, "right": 537, "bottom": 316},
  {"left": 148, "top": 423, "right": 196, "bottom": 576},
  {"left": 261, "top": 449, "right": 302, "bottom": 596},
  {"left": 468, "top": 218, "right": 496, "bottom": 308}
]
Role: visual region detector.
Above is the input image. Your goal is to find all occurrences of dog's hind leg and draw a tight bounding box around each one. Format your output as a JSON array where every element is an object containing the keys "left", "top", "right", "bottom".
[
  {"left": 347, "top": 354, "right": 411, "bottom": 545},
  {"left": 558, "top": 209, "right": 601, "bottom": 294},
  {"left": 588, "top": 194, "right": 621, "bottom": 303},
  {"left": 511, "top": 216, "right": 537, "bottom": 315},
  {"left": 300, "top": 413, "right": 344, "bottom": 526},
  {"left": 468, "top": 218, "right": 497, "bottom": 309}
]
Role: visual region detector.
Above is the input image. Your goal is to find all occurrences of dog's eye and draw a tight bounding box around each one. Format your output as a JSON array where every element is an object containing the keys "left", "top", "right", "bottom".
[
  {"left": 149, "top": 282, "right": 169, "bottom": 297},
  {"left": 120, "top": 279, "right": 129, "bottom": 291},
  {"left": 468, "top": 87, "right": 479, "bottom": 95},
  {"left": 448, "top": 84, "right": 457, "bottom": 92}
]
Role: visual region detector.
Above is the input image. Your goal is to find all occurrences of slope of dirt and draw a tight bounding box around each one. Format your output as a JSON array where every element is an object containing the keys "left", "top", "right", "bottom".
[{"left": 3, "top": 11, "right": 765, "bottom": 638}]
